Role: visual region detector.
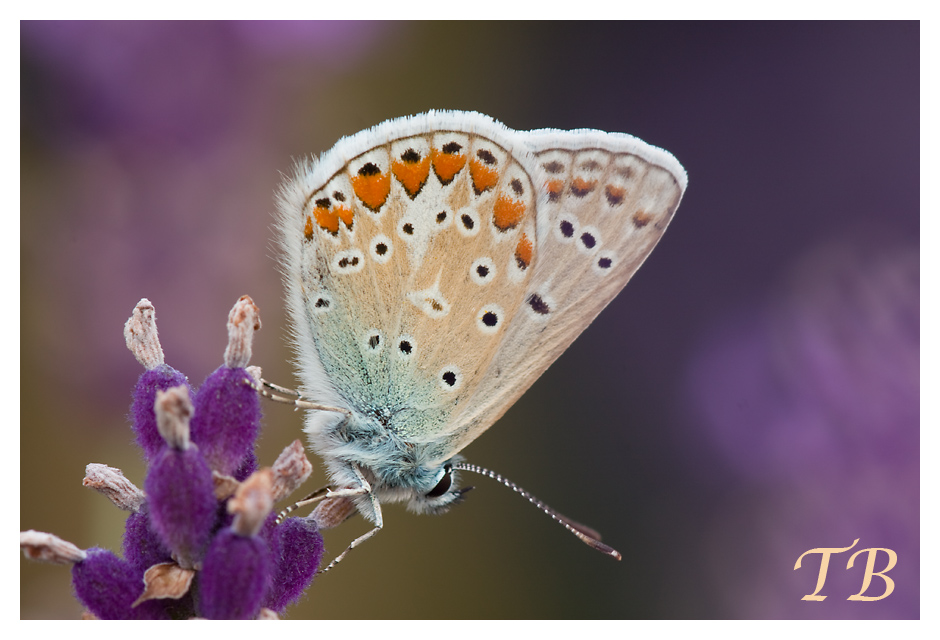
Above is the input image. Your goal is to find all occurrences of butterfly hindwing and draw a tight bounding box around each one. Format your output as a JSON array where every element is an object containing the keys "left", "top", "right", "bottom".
[{"left": 437, "top": 128, "right": 687, "bottom": 458}]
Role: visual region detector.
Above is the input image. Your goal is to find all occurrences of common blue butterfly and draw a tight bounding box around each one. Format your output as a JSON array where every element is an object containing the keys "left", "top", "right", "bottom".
[{"left": 271, "top": 111, "right": 686, "bottom": 570}]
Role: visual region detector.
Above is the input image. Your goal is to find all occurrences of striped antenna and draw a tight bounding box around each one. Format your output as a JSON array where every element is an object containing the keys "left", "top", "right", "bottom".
[{"left": 452, "top": 462, "right": 621, "bottom": 560}]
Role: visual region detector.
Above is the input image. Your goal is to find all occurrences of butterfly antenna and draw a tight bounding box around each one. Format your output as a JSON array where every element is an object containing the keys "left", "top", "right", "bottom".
[{"left": 452, "top": 463, "right": 622, "bottom": 560}]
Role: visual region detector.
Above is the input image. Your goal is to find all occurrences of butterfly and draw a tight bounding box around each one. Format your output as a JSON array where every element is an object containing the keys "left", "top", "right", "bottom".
[{"left": 271, "top": 110, "right": 686, "bottom": 570}]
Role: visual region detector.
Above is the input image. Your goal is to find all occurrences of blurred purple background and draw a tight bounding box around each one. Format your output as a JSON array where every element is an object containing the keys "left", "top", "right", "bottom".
[{"left": 20, "top": 22, "right": 918, "bottom": 619}]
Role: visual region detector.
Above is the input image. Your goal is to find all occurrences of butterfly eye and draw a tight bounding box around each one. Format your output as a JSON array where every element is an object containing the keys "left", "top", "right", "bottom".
[{"left": 426, "top": 465, "right": 453, "bottom": 498}]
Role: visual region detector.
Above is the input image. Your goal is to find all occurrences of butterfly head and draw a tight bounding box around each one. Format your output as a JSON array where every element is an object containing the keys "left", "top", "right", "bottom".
[
  {"left": 349, "top": 455, "right": 473, "bottom": 516},
  {"left": 403, "top": 462, "right": 474, "bottom": 515}
]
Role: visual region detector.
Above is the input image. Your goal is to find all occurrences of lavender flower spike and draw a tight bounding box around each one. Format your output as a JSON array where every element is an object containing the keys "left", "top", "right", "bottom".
[
  {"left": 190, "top": 296, "right": 263, "bottom": 477},
  {"left": 23, "top": 298, "right": 327, "bottom": 618},
  {"left": 144, "top": 386, "right": 217, "bottom": 569}
]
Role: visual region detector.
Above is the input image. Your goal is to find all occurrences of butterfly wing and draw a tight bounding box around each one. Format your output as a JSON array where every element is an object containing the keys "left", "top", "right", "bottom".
[
  {"left": 434, "top": 127, "right": 687, "bottom": 459},
  {"left": 277, "top": 111, "right": 686, "bottom": 474},
  {"left": 277, "top": 112, "right": 545, "bottom": 449}
]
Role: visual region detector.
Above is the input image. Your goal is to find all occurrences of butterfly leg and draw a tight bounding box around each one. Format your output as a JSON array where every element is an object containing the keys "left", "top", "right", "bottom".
[
  {"left": 319, "top": 466, "right": 383, "bottom": 574},
  {"left": 257, "top": 377, "right": 352, "bottom": 416},
  {"left": 275, "top": 485, "right": 333, "bottom": 524}
]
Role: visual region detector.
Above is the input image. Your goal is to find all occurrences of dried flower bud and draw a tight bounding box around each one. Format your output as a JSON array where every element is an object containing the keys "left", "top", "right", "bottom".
[
  {"left": 271, "top": 440, "right": 313, "bottom": 503},
  {"left": 312, "top": 495, "right": 359, "bottom": 529},
  {"left": 224, "top": 295, "right": 261, "bottom": 369},
  {"left": 229, "top": 469, "right": 274, "bottom": 538},
  {"left": 83, "top": 463, "right": 145, "bottom": 512},
  {"left": 155, "top": 386, "right": 194, "bottom": 450},
  {"left": 20, "top": 530, "right": 87, "bottom": 564},
  {"left": 124, "top": 299, "right": 164, "bottom": 370},
  {"left": 212, "top": 470, "right": 241, "bottom": 501}
]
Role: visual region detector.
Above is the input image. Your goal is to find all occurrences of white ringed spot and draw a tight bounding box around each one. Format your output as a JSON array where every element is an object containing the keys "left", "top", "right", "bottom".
[
  {"left": 438, "top": 366, "right": 462, "bottom": 392},
  {"left": 470, "top": 257, "right": 496, "bottom": 285},
  {"left": 370, "top": 234, "right": 394, "bottom": 264},
  {"left": 476, "top": 304, "right": 505, "bottom": 335}
]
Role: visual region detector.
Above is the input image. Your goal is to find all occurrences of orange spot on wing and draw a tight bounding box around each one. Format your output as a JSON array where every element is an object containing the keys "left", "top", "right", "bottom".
[
  {"left": 335, "top": 206, "right": 354, "bottom": 229},
  {"left": 632, "top": 210, "right": 653, "bottom": 228},
  {"left": 515, "top": 233, "right": 533, "bottom": 269},
  {"left": 313, "top": 205, "right": 339, "bottom": 234},
  {"left": 570, "top": 177, "right": 597, "bottom": 197},
  {"left": 431, "top": 149, "right": 466, "bottom": 184},
  {"left": 493, "top": 195, "right": 526, "bottom": 231},
  {"left": 304, "top": 215, "right": 315, "bottom": 240},
  {"left": 546, "top": 179, "right": 564, "bottom": 202},
  {"left": 605, "top": 185, "right": 626, "bottom": 205},
  {"left": 351, "top": 172, "right": 391, "bottom": 211},
  {"left": 470, "top": 159, "right": 499, "bottom": 194},
  {"left": 392, "top": 156, "right": 431, "bottom": 198}
]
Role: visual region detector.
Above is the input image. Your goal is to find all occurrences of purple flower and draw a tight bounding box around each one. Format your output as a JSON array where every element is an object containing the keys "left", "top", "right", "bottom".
[
  {"left": 122, "top": 507, "right": 172, "bottom": 575},
  {"left": 200, "top": 468, "right": 275, "bottom": 619},
  {"left": 190, "top": 366, "right": 262, "bottom": 475},
  {"left": 144, "top": 386, "right": 218, "bottom": 569},
  {"left": 71, "top": 547, "right": 169, "bottom": 620},
  {"left": 22, "top": 297, "right": 325, "bottom": 619},
  {"left": 131, "top": 365, "right": 191, "bottom": 461},
  {"left": 190, "top": 296, "right": 263, "bottom": 476},
  {"left": 125, "top": 298, "right": 192, "bottom": 461},
  {"left": 200, "top": 530, "right": 273, "bottom": 620},
  {"left": 263, "top": 516, "right": 324, "bottom": 613},
  {"left": 234, "top": 448, "right": 259, "bottom": 481}
]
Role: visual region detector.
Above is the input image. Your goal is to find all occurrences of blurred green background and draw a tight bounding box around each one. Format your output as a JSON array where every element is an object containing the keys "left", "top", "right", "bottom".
[{"left": 21, "top": 21, "right": 918, "bottom": 619}]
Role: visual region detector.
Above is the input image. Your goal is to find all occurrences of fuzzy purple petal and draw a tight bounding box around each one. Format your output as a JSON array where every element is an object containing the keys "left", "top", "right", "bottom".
[
  {"left": 72, "top": 547, "right": 169, "bottom": 620},
  {"left": 199, "top": 529, "right": 272, "bottom": 619},
  {"left": 144, "top": 446, "right": 217, "bottom": 566},
  {"left": 131, "top": 365, "right": 190, "bottom": 461},
  {"left": 190, "top": 366, "right": 261, "bottom": 475},
  {"left": 122, "top": 507, "right": 172, "bottom": 574},
  {"left": 263, "top": 517, "right": 324, "bottom": 613},
  {"left": 233, "top": 447, "right": 258, "bottom": 481}
]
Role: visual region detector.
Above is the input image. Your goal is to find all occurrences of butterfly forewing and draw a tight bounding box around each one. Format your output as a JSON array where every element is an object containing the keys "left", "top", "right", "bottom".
[{"left": 290, "top": 123, "right": 541, "bottom": 443}]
